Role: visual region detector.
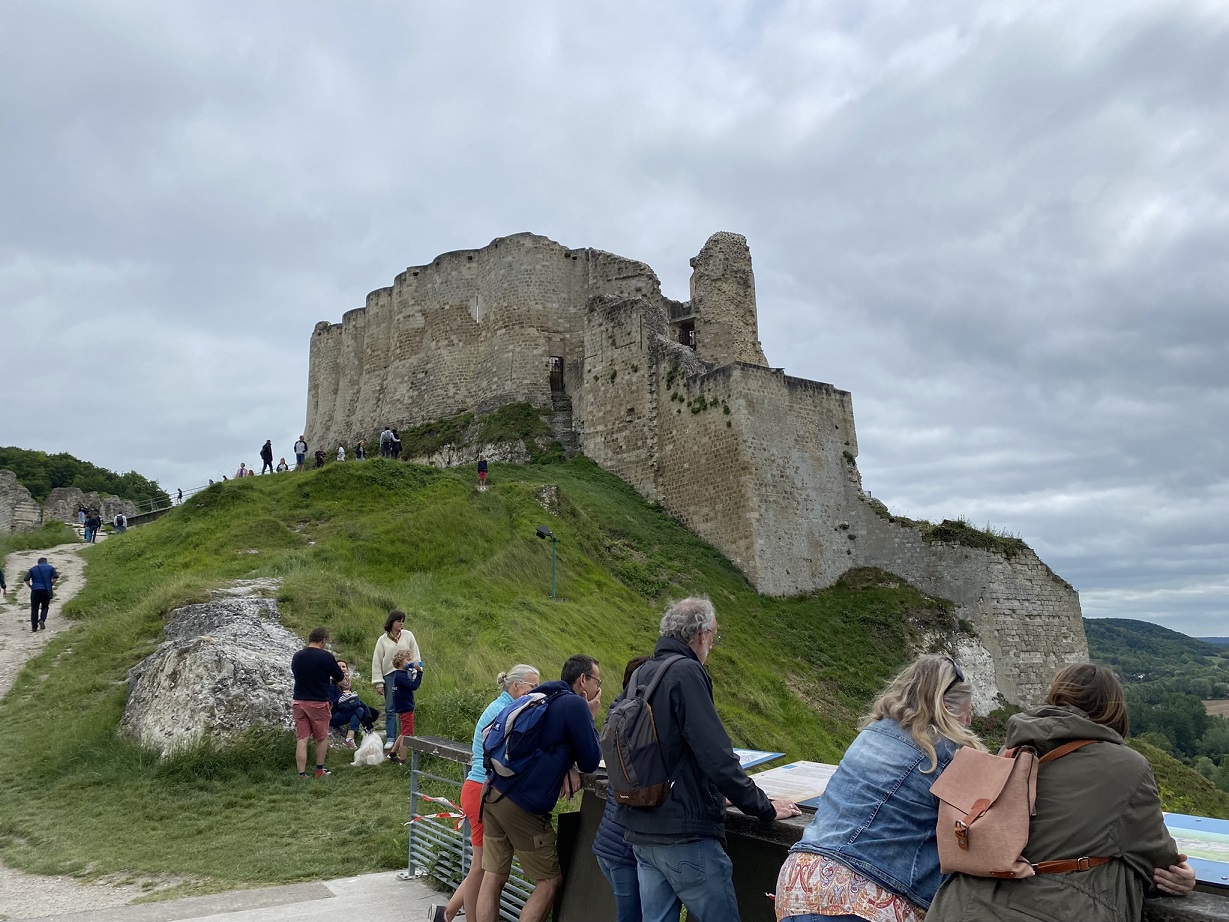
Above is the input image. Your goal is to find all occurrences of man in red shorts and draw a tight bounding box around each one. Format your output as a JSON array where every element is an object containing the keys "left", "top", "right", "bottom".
[{"left": 291, "top": 626, "right": 345, "bottom": 778}]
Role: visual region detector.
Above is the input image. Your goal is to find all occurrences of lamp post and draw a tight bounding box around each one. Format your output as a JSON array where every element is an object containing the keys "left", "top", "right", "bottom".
[{"left": 536, "top": 525, "right": 558, "bottom": 599}]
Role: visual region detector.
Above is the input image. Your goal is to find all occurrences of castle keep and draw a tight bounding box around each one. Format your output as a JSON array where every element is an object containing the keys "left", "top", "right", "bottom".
[{"left": 306, "top": 231, "right": 1087, "bottom": 707}]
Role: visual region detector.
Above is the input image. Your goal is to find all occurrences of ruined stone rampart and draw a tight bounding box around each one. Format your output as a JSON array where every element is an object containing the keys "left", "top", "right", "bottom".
[{"left": 306, "top": 232, "right": 1088, "bottom": 706}]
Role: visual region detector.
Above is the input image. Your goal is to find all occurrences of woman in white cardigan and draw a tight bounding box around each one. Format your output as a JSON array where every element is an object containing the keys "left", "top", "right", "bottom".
[{"left": 371, "top": 609, "right": 420, "bottom": 749}]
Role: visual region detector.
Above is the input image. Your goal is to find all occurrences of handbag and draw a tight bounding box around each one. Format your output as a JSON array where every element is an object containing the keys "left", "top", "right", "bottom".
[{"left": 930, "top": 739, "right": 1107, "bottom": 878}]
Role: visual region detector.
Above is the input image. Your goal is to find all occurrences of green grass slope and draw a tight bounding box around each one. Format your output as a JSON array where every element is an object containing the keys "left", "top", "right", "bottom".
[{"left": 1, "top": 458, "right": 1223, "bottom": 896}]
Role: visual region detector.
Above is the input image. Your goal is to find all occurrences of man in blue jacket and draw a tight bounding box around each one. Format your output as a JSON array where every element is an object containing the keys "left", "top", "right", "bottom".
[
  {"left": 476, "top": 654, "right": 602, "bottom": 922},
  {"left": 618, "top": 597, "right": 800, "bottom": 922},
  {"left": 24, "top": 557, "right": 59, "bottom": 632}
]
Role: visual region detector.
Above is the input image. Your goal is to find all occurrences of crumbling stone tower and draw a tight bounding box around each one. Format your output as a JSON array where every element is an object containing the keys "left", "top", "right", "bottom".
[{"left": 306, "top": 231, "right": 1088, "bottom": 707}]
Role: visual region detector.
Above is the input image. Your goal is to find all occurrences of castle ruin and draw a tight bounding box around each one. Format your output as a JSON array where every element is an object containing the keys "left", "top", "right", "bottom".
[{"left": 306, "top": 231, "right": 1087, "bottom": 707}]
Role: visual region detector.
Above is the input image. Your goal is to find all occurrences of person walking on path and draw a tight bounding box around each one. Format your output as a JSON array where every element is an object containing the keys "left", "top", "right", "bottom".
[
  {"left": 260, "top": 440, "right": 274, "bottom": 474},
  {"left": 477, "top": 455, "right": 488, "bottom": 491},
  {"left": 337, "top": 444, "right": 346, "bottom": 462},
  {"left": 355, "top": 440, "right": 366, "bottom": 460},
  {"left": 294, "top": 436, "right": 308, "bottom": 470},
  {"left": 371, "top": 610, "right": 420, "bottom": 749},
  {"left": 24, "top": 557, "right": 59, "bottom": 632},
  {"left": 0, "top": 566, "right": 6, "bottom": 598},
  {"left": 379, "top": 426, "right": 394, "bottom": 458},
  {"left": 291, "top": 626, "right": 344, "bottom": 778}
]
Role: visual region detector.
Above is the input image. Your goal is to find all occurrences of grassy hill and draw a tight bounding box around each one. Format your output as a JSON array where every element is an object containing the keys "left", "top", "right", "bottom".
[{"left": 0, "top": 458, "right": 1224, "bottom": 897}]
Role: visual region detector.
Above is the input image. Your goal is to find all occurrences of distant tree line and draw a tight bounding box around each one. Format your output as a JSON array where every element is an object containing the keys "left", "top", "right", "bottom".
[
  {"left": 0, "top": 446, "right": 168, "bottom": 507},
  {"left": 1087, "top": 618, "right": 1229, "bottom": 793}
]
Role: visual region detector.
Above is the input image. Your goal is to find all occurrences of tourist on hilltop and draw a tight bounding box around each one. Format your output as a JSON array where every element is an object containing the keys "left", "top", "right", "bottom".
[
  {"left": 775, "top": 654, "right": 982, "bottom": 922},
  {"left": 592, "top": 655, "right": 650, "bottom": 922},
  {"left": 112, "top": 512, "right": 127, "bottom": 533},
  {"left": 371, "top": 610, "right": 420, "bottom": 750},
  {"left": 476, "top": 655, "right": 603, "bottom": 922},
  {"left": 355, "top": 440, "right": 365, "bottom": 460},
  {"left": 328, "top": 658, "right": 378, "bottom": 749},
  {"left": 259, "top": 439, "right": 274, "bottom": 474},
  {"left": 293, "top": 435, "right": 308, "bottom": 470},
  {"left": 386, "top": 651, "right": 423, "bottom": 765},
  {"left": 291, "top": 626, "right": 344, "bottom": 778},
  {"left": 379, "top": 425, "right": 394, "bottom": 458},
  {"left": 337, "top": 444, "right": 345, "bottom": 462},
  {"left": 24, "top": 557, "right": 59, "bottom": 632},
  {"left": 477, "top": 454, "right": 488, "bottom": 491},
  {"left": 926, "top": 663, "right": 1195, "bottom": 922},
  {"left": 176, "top": 488, "right": 183, "bottom": 504},
  {"left": 621, "top": 598, "right": 799, "bottom": 922},
  {"left": 314, "top": 449, "right": 326, "bottom": 468},
  {"left": 276, "top": 458, "right": 289, "bottom": 473},
  {"left": 235, "top": 462, "right": 248, "bottom": 479},
  {"left": 428, "top": 663, "right": 541, "bottom": 922},
  {"left": 391, "top": 429, "right": 402, "bottom": 459}
]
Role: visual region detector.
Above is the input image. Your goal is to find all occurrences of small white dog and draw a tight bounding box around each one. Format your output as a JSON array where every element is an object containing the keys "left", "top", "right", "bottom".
[{"left": 352, "top": 731, "right": 385, "bottom": 767}]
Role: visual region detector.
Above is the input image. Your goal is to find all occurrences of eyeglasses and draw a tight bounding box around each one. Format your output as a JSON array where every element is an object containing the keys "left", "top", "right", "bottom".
[
  {"left": 706, "top": 627, "right": 723, "bottom": 647},
  {"left": 584, "top": 673, "right": 602, "bottom": 688}
]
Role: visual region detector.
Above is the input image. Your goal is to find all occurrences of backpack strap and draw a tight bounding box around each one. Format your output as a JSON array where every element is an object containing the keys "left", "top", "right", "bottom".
[
  {"left": 635, "top": 655, "right": 687, "bottom": 703},
  {"left": 1038, "top": 739, "right": 1099, "bottom": 764}
]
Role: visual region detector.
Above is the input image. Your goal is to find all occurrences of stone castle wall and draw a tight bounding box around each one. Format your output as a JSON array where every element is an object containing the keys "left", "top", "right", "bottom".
[{"left": 305, "top": 231, "right": 1088, "bottom": 706}]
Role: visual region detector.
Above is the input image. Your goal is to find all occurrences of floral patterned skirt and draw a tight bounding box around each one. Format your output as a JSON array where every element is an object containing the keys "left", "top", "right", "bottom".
[{"left": 775, "top": 852, "right": 926, "bottom": 922}]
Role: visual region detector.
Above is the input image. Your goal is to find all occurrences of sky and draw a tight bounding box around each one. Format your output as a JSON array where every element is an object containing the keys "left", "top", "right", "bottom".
[{"left": 3, "top": 1, "right": 1226, "bottom": 637}]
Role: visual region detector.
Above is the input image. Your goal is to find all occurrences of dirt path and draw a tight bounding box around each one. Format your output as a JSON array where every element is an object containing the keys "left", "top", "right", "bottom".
[{"left": 0, "top": 533, "right": 156, "bottom": 919}]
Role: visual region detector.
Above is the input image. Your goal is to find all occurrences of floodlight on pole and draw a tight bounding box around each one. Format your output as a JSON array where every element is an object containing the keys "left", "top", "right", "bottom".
[{"left": 536, "top": 525, "right": 558, "bottom": 599}]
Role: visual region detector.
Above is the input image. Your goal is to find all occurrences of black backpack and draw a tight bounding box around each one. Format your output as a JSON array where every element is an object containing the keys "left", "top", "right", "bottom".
[{"left": 599, "top": 655, "right": 684, "bottom": 808}]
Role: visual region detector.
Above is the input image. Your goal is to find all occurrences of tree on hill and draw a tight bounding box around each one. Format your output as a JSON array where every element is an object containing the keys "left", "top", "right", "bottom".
[{"left": 0, "top": 446, "right": 168, "bottom": 507}]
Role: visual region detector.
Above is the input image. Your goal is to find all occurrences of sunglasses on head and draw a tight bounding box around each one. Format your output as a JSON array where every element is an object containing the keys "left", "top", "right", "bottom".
[{"left": 944, "top": 656, "right": 967, "bottom": 692}]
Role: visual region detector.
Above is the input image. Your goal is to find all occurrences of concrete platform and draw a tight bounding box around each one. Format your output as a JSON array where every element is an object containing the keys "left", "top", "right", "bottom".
[{"left": 22, "top": 871, "right": 444, "bottom": 922}]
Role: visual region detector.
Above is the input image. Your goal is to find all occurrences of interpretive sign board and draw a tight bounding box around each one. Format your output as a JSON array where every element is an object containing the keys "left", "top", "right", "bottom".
[
  {"left": 1164, "top": 813, "right": 1229, "bottom": 889},
  {"left": 734, "top": 749, "right": 786, "bottom": 770},
  {"left": 749, "top": 760, "right": 839, "bottom": 808}
]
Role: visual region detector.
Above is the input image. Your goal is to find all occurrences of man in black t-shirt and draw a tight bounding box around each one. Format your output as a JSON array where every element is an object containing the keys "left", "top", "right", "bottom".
[{"left": 291, "top": 626, "right": 344, "bottom": 778}]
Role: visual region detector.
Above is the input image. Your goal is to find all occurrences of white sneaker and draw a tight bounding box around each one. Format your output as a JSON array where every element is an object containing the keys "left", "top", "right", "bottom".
[
  {"left": 426, "top": 906, "right": 446, "bottom": 922},
  {"left": 384, "top": 739, "right": 395, "bottom": 750}
]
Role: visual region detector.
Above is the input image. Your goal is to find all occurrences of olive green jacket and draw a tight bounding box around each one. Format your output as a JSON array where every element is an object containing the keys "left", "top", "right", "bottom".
[{"left": 927, "top": 705, "right": 1180, "bottom": 922}]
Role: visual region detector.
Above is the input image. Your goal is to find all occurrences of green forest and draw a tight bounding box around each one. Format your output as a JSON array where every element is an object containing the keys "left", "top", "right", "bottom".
[
  {"left": 1086, "top": 618, "right": 1229, "bottom": 793},
  {"left": 0, "top": 446, "right": 168, "bottom": 507}
]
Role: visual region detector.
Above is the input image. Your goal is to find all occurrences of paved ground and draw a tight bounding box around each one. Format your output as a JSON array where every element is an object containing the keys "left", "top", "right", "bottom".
[{"left": 15, "top": 871, "right": 442, "bottom": 922}]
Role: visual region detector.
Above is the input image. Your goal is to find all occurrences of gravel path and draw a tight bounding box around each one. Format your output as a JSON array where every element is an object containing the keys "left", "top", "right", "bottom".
[{"left": 0, "top": 534, "right": 157, "bottom": 919}]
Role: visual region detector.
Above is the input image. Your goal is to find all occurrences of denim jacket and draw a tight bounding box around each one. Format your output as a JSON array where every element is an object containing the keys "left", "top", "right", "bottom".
[{"left": 789, "top": 717, "right": 958, "bottom": 908}]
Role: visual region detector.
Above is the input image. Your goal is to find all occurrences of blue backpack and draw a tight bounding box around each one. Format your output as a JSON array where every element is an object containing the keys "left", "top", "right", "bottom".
[{"left": 482, "top": 687, "right": 567, "bottom": 781}]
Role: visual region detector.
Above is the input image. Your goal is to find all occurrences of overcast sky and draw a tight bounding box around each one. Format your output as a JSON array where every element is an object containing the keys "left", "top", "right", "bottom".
[{"left": 3, "top": 1, "right": 1226, "bottom": 637}]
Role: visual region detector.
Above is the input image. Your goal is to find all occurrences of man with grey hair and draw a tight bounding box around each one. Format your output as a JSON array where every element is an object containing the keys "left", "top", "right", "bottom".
[{"left": 617, "top": 596, "right": 800, "bottom": 921}]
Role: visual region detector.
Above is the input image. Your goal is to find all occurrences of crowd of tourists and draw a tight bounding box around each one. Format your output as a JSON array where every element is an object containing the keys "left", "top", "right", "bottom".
[{"left": 289, "top": 595, "right": 1199, "bottom": 922}]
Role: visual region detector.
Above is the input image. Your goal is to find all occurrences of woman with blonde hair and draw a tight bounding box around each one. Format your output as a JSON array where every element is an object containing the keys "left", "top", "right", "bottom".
[
  {"left": 427, "top": 664, "right": 541, "bottom": 922},
  {"left": 926, "top": 663, "right": 1195, "bottom": 922},
  {"left": 775, "top": 653, "right": 982, "bottom": 922}
]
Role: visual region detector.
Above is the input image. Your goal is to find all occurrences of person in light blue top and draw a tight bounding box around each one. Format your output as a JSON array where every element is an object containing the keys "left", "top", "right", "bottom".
[{"left": 427, "top": 664, "right": 540, "bottom": 922}]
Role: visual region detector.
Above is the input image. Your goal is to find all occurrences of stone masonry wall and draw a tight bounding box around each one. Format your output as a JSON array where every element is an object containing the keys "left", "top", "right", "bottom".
[
  {"left": 305, "top": 230, "right": 1089, "bottom": 706},
  {"left": 0, "top": 470, "right": 42, "bottom": 534}
]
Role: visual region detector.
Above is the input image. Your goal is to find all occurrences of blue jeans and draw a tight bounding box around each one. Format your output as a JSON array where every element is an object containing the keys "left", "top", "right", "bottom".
[
  {"left": 383, "top": 674, "right": 397, "bottom": 743},
  {"left": 596, "top": 855, "right": 642, "bottom": 922},
  {"left": 634, "top": 839, "right": 735, "bottom": 922}
]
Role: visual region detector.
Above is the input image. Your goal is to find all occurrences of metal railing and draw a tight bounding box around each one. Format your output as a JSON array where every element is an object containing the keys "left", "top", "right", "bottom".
[{"left": 405, "top": 736, "right": 533, "bottom": 922}]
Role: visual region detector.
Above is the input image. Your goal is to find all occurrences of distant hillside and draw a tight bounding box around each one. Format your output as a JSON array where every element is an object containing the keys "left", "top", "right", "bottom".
[
  {"left": 1199, "top": 637, "right": 1229, "bottom": 646},
  {"left": 0, "top": 446, "right": 167, "bottom": 506},
  {"left": 1084, "top": 618, "right": 1227, "bottom": 686}
]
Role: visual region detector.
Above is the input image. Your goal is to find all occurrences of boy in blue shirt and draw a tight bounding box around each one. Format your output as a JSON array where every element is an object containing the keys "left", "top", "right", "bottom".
[{"left": 387, "top": 650, "right": 423, "bottom": 764}]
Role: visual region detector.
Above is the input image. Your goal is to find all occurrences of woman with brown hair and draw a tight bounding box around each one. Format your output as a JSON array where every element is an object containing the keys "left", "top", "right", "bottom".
[
  {"left": 926, "top": 663, "right": 1196, "bottom": 922},
  {"left": 370, "top": 609, "right": 420, "bottom": 750},
  {"left": 775, "top": 653, "right": 983, "bottom": 922}
]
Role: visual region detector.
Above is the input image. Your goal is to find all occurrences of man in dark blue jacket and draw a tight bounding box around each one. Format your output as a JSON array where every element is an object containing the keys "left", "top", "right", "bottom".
[
  {"left": 24, "top": 557, "right": 59, "bottom": 631},
  {"left": 618, "top": 597, "right": 800, "bottom": 922},
  {"left": 476, "top": 654, "right": 602, "bottom": 922}
]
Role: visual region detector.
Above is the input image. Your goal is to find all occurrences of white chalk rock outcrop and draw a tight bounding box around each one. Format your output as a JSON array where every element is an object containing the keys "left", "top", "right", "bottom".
[
  {"left": 120, "top": 593, "right": 301, "bottom": 756},
  {"left": 45, "top": 487, "right": 137, "bottom": 524}
]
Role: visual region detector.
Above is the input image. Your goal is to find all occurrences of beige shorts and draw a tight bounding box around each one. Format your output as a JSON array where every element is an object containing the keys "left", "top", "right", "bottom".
[{"left": 480, "top": 789, "right": 561, "bottom": 881}]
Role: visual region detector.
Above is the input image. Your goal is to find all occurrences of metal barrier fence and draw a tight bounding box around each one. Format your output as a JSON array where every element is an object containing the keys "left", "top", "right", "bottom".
[{"left": 406, "top": 737, "right": 534, "bottom": 922}]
